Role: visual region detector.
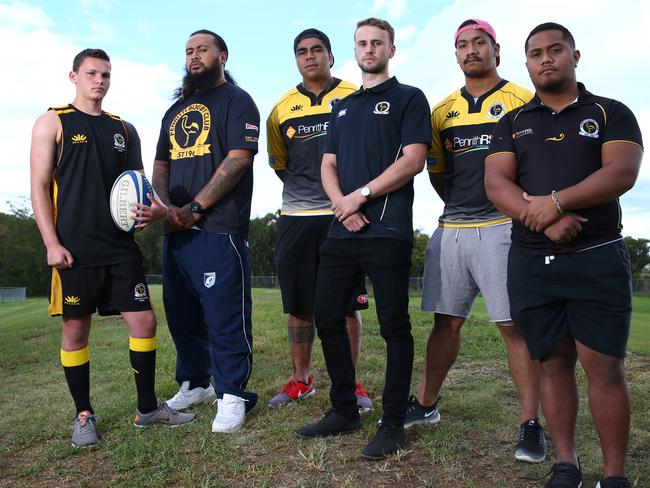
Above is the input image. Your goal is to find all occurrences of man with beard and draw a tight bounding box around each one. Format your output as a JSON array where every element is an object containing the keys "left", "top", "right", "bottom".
[
  {"left": 486, "top": 23, "right": 642, "bottom": 488},
  {"left": 404, "top": 19, "right": 546, "bottom": 464},
  {"left": 296, "top": 18, "right": 431, "bottom": 460},
  {"left": 30, "top": 48, "right": 194, "bottom": 448},
  {"left": 266, "top": 28, "right": 372, "bottom": 413},
  {"left": 153, "top": 30, "right": 260, "bottom": 433}
]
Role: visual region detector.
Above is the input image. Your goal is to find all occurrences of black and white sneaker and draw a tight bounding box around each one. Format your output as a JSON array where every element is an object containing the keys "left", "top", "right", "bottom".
[
  {"left": 595, "top": 477, "right": 630, "bottom": 488},
  {"left": 515, "top": 417, "right": 547, "bottom": 463},
  {"left": 403, "top": 394, "right": 441, "bottom": 429},
  {"left": 544, "top": 462, "right": 583, "bottom": 488}
]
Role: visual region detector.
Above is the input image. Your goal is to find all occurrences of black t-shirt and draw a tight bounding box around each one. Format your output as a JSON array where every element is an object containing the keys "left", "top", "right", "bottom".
[
  {"left": 324, "top": 77, "right": 432, "bottom": 243},
  {"left": 155, "top": 82, "right": 260, "bottom": 238},
  {"left": 488, "top": 83, "right": 643, "bottom": 254},
  {"left": 51, "top": 104, "right": 142, "bottom": 266}
]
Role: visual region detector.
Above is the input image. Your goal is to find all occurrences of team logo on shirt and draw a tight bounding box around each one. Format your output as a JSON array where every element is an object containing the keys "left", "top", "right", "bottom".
[
  {"left": 168, "top": 103, "right": 212, "bottom": 160},
  {"left": 513, "top": 128, "right": 534, "bottom": 139},
  {"left": 286, "top": 126, "right": 296, "bottom": 139},
  {"left": 546, "top": 133, "right": 565, "bottom": 142},
  {"left": 373, "top": 101, "right": 390, "bottom": 115},
  {"left": 291, "top": 104, "right": 303, "bottom": 112},
  {"left": 134, "top": 283, "right": 148, "bottom": 301},
  {"left": 328, "top": 98, "right": 341, "bottom": 110},
  {"left": 578, "top": 118, "right": 599, "bottom": 138},
  {"left": 487, "top": 102, "right": 505, "bottom": 119},
  {"left": 71, "top": 134, "right": 87, "bottom": 144},
  {"left": 113, "top": 133, "right": 126, "bottom": 152},
  {"left": 338, "top": 109, "right": 347, "bottom": 117},
  {"left": 204, "top": 272, "right": 216, "bottom": 288},
  {"left": 446, "top": 110, "right": 460, "bottom": 119}
]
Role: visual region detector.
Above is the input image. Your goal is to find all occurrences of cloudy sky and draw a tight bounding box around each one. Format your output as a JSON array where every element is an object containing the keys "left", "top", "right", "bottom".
[{"left": 1, "top": 0, "right": 648, "bottom": 238}]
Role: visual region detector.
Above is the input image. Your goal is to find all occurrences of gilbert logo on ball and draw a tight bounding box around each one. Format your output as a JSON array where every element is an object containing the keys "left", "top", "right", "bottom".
[{"left": 109, "top": 170, "right": 152, "bottom": 233}]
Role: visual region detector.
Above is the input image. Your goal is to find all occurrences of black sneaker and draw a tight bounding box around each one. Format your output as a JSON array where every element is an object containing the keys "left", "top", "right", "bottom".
[
  {"left": 545, "top": 462, "right": 583, "bottom": 488},
  {"left": 515, "top": 417, "right": 547, "bottom": 463},
  {"left": 296, "top": 409, "right": 361, "bottom": 438},
  {"left": 361, "top": 424, "right": 406, "bottom": 460},
  {"left": 596, "top": 477, "right": 630, "bottom": 488},
  {"left": 403, "top": 394, "right": 441, "bottom": 429}
]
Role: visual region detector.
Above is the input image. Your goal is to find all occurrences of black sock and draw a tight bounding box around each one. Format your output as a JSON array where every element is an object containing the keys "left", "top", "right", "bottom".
[
  {"left": 129, "top": 337, "right": 158, "bottom": 414},
  {"left": 189, "top": 379, "right": 210, "bottom": 390},
  {"left": 61, "top": 347, "right": 93, "bottom": 415}
]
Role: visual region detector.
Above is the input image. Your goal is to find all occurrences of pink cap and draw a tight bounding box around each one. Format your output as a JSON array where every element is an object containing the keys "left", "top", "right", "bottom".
[{"left": 454, "top": 19, "right": 497, "bottom": 45}]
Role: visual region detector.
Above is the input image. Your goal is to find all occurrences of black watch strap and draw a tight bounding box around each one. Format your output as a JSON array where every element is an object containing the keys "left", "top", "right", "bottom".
[{"left": 190, "top": 200, "right": 205, "bottom": 215}]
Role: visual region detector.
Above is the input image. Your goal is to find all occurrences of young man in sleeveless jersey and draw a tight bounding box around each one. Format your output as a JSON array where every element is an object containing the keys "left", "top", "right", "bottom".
[{"left": 30, "top": 48, "right": 194, "bottom": 448}]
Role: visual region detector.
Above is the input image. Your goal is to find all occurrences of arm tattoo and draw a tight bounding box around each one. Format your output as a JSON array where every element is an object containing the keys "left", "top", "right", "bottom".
[
  {"left": 152, "top": 161, "right": 172, "bottom": 207},
  {"left": 199, "top": 155, "right": 252, "bottom": 205}
]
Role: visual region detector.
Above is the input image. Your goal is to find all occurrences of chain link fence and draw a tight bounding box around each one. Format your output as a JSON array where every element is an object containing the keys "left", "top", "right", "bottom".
[
  {"left": 0, "top": 287, "right": 26, "bottom": 302},
  {"left": 146, "top": 276, "right": 650, "bottom": 297}
]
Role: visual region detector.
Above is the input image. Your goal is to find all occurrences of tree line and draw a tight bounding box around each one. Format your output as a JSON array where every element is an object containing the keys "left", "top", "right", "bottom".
[{"left": 2, "top": 205, "right": 649, "bottom": 296}]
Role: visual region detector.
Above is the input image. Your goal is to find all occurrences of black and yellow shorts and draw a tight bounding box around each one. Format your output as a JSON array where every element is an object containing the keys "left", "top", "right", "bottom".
[{"left": 48, "top": 260, "right": 152, "bottom": 317}]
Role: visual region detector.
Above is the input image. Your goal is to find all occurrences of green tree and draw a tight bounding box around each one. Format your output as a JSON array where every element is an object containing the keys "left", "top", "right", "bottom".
[
  {"left": 0, "top": 201, "right": 48, "bottom": 296},
  {"left": 410, "top": 229, "right": 430, "bottom": 277},
  {"left": 624, "top": 236, "right": 650, "bottom": 277},
  {"left": 134, "top": 221, "right": 164, "bottom": 274},
  {"left": 248, "top": 212, "right": 278, "bottom": 276}
]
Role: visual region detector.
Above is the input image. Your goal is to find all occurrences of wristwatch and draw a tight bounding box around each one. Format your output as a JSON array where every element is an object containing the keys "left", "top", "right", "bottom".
[
  {"left": 189, "top": 200, "right": 205, "bottom": 215},
  {"left": 360, "top": 186, "right": 372, "bottom": 200}
]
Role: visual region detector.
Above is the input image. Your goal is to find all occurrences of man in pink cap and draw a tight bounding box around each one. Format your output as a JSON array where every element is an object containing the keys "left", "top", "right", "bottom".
[{"left": 405, "top": 19, "right": 546, "bottom": 463}]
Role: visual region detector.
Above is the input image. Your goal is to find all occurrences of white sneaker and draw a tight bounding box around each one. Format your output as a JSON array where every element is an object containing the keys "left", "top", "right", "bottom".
[
  {"left": 212, "top": 394, "right": 246, "bottom": 433},
  {"left": 166, "top": 381, "right": 216, "bottom": 410}
]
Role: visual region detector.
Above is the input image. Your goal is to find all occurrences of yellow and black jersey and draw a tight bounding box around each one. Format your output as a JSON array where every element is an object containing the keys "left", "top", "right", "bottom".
[
  {"left": 50, "top": 104, "right": 142, "bottom": 266},
  {"left": 267, "top": 78, "right": 357, "bottom": 215},
  {"left": 428, "top": 80, "right": 532, "bottom": 225}
]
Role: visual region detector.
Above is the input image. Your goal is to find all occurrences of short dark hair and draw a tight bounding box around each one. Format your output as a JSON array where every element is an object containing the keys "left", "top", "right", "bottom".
[
  {"left": 72, "top": 48, "right": 110, "bottom": 72},
  {"left": 356, "top": 17, "right": 395, "bottom": 45},
  {"left": 525, "top": 22, "right": 575, "bottom": 52},
  {"left": 190, "top": 29, "right": 228, "bottom": 54}
]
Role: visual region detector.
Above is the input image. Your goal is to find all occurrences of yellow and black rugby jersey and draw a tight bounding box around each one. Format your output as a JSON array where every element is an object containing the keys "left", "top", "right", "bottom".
[
  {"left": 267, "top": 79, "right": 357, "bottom": 215},
  {"left": 488, "top": 82, "right": 643, "bottom": 255},
  {"left": 50, "top": 104, "right": 142, "bottom": 266},
  {"left": 427, "top": 80, "right": 532, "bottom": 225}
]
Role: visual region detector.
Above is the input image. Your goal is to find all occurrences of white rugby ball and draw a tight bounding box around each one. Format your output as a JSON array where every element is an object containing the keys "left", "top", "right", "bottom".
[{"left": 109, "top": 170, "right": 152, "bottom": 233}]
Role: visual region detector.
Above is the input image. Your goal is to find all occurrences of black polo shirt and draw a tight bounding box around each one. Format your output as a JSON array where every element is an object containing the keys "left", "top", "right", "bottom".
[
  {"left": 488, "top": 83, "right": 643, "bottom": 254},
  {"left": 155, "top": 82, "right": 259, "bottom": 238},
  {"left": 324, "top": 76, "right": 431, "bottom": 243}
]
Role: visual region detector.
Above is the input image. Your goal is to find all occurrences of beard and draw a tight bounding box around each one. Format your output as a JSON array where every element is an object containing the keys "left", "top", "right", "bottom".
[
  {"left": 358, "top": 57, "right": 388, "bottom": 74},
  {"left": 174, "top": 61, "right": 223, "bottom": 99}
]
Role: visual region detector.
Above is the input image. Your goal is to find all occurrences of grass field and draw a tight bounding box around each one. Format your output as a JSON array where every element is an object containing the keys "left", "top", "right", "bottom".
[{"left": 0, "top": 288, "right": 648, "bottom": 488}]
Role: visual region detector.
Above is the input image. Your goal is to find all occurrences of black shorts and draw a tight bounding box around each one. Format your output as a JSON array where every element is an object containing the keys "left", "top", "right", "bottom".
[
  {"left": 275, "top": 215, "right": 369, "bottom": 315},
  {"left": 507, "top": 240, "right": 632, "bottom": 360},
  {"left": 48, "top": 260, "right": 152, "bottom": 317}
]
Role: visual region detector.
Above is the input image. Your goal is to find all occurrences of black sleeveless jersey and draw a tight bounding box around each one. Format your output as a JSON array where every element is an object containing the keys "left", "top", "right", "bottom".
[{"left": 50, "top": 104, "right": 142, "bottom": 266}]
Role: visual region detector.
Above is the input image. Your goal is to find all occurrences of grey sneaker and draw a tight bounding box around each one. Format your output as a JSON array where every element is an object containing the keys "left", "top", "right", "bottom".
[
  {"left": 133, "top": 400, "right": 197, "bottom": 427},
  {"left": 355, "top": 381, "right": 374, "bottom": 413},
  {"left": 516, "top": 417, "right": 547, "bottom": 463},
  {"left": 71, "top": 410, "right": 99, "bottom": 448},
  {"left": 403, "top": 394, "right": 441, "bottom": 429},
  {"left": 166, "top": 381, "right": 216, "bottom": 410}
]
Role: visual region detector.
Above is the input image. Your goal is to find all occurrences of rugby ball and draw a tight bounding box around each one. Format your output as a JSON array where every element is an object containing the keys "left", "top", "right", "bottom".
[{"left": 109, "top": 170, "right": 152, "bottom": 233}]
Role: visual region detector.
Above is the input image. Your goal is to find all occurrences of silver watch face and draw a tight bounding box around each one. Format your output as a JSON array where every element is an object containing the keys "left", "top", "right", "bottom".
[{"left": 361, "top": 187, "right": 371, "bottom": 197}]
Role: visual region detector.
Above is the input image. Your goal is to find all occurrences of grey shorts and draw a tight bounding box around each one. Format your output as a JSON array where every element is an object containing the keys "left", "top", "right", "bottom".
[{"left": 421, "top": 222, "right": 511, "bottom": 323}]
